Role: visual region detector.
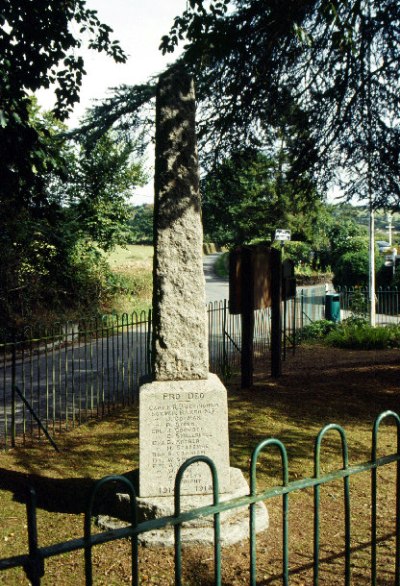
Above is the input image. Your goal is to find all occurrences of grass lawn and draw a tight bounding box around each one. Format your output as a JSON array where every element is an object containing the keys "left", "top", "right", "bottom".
[
  {"left": 105, "top": 245, "right": 153, "bottom": 269},
  {"left": 0, "top": 345, "right": 399, "bottom": 584}
]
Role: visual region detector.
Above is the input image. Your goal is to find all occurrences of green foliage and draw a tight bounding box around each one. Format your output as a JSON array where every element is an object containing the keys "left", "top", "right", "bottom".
[
  {"left": 61, "top": 241, "right": 111, "bottom": 311},
  {"left": 64, "top": 132, "right": 147, "bottom": 251},
  {"left": 283, "top": 241, "right": 312, "bottom": 265},
  {"left": 347, "top": 290, "right": 370, "bottom": 318},
  {"left": 0, "top": 105, "right": 147, "bottom": 329},
  {"left": 214, "top": 253, "right": 229, "bottom": 279},
  {"left": 0, "top": 0, "right": 126, "bottom": 208},
  {"left": 201, "top": 150, "right": 275, "bottom": 245},
  {"left": 326, "top": 323, "right": 400, "bottom": 350},
  {"left": 71, "top": 83, "right": 156, "bottom": 152},
  {"left": 333, "top": 247, "right": 383, "bottom": 289},
  {"left": 341, "top": 315, "right": 369, "bottom": 328},
  {"left": 312, "top": 206, "right": 365, "bottom": 269},
  {"left": 311, "top": 204, "right": 394, "bottom": 288},
  {"left": 127, "top": 205, "right": 154, "bottom": 244},
  {"left": 392, "top": 270, "right": 400, "bottom": 290},
  {"left": 160, "top": 0, "right": 400, "bottom": 208},
  {"left": 299, "top": 317, "right": 400, "bottom": 350},
  {"left": 0, "top": 2, "right": 132, "bottom": 330},
  {"left": 75, "top": 1, "right": 400, "bottom": 212},
  {"left": 201, "top": 149, "right": 321, "bottom": 247},
  {"left": 300, "top": 319, "right": 338, "bottom": 341},
  {"left": 103, "top": 271, "right": 152, "bottom": 313},
  {"left": 100, "top": 245, "right": 153, "bottom": 315},
  {"left": 329, "top": 225, "right": 367, "bottom": 267},
  {"left": 333, "top": 250, "right": 370, "bottom": 288}
]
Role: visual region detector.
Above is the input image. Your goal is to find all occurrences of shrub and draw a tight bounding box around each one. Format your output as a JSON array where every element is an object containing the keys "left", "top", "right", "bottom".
[
  {"left": 332, "top": 244, "right": 386, "bottom": 289},
  {"left": 347, "top": 289, "right": 369, "bottom": 318},
  {"left": 299, "top": 319, "right": 338, "bottom": 342},
  {"left": 341, "top": 315, "right": 369, "bottom": 327},
  {"left": 101, "top": 268, "right": 153, "bottom": 315},
  {"left": 299, "top": 317, "right": 400, "bottom": 350},
  {"left": 325, "top": 322, "right": 400, "bottom": 350},
  {"left": 333, "top": 249, "right": 370, "bottom": 288}
]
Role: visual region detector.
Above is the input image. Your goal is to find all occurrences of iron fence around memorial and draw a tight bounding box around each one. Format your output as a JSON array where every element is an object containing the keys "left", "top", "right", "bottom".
[
  {"left": 0, "top": 288, "right": 325, "bottom": 449},
  {"left": 0, "top": 410, "right": 399, "bottom": 585}
]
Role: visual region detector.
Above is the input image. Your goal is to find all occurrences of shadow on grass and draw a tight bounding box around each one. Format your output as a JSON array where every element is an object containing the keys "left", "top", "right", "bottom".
[
  {"left": 0, "top": 468, "right": 96, "bottom": 514},
  {"left": 227, "top": 347, "right": 400, "bottom": 479},
  {"left": 0, "top": 409, "right": 140, "bottom": 515}
]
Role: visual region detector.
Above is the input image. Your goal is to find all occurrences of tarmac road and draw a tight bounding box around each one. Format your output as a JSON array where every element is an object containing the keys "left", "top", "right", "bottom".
[{"left": 203, "top": 253, "right": 228, "bottom": 303}]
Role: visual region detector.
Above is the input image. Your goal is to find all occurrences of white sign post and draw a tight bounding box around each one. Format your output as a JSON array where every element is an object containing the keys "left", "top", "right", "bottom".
[{"left": 274, "top": 229, "right": 291, "bottom": 242}]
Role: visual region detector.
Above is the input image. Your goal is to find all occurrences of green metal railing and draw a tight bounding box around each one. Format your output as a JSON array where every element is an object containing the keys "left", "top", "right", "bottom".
[
  {"left": 0, "top": 311, "right": 152, "bottom": 448},
  {"left": 0, "top": 288, "right": 325, "bottom": 448},
  {"left": 338, "top": 286, "right": 400, "bottom": 325},
  {"left": 0, "top": 411, "right": 398, "bottom": 585}
]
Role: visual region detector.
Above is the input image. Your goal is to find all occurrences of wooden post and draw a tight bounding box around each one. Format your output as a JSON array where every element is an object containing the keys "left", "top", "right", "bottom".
[
  {"left": 241, "top": 247, "right": 254, "bottom": 388},
  {"left": 271, "top": 248, "right": 282, "bottom": 378}
]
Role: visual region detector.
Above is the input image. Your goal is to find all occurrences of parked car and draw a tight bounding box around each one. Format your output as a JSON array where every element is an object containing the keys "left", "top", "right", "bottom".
[{"left": 377, "top": 240, "right": 392, "bottom": 253}]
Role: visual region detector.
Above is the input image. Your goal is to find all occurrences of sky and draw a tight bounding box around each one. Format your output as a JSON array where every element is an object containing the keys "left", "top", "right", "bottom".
[{"left": 37, "top": 0, "right": 188, "bottom": 204}]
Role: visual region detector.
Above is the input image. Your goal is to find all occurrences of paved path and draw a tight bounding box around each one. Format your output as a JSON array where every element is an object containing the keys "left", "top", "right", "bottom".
[{"left": 203, "top": 253, "right": 228, "bottom": 303}]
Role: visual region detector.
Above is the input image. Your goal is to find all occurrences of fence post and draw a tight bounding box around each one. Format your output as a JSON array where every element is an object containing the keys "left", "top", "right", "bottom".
[
  {"left": 222, "top": 299, "right": 229, "bottom": 379},
  {"left": 146, "top": 309, "right": 152, "bottom": 376},
  {"left": 300, "top": 289, "right": 304, "bottom": 330},
  {"left": 271, "top": 248, "right": 282, "bottom": 378},
  {"left": 283, "top": 297, "right": 287, "bottom": 361},
  {"left": 292, "top": 294, "right": 297, "bottom": 355},
  {"left": 11, "top": 334, "right": 16, "bottom": 447}
]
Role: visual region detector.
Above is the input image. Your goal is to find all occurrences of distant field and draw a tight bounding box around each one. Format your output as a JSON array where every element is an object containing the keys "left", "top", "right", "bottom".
[
  {"left": 105, "top": 244, "right": 153, "bottom": 272},
  {"left": 102, "top": 245, "right": 153, "bottom": 314}
]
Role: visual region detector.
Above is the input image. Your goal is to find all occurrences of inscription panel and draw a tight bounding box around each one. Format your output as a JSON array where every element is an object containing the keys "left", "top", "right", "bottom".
[{"left": 139, "top": 375, "right": 230, "bottom": 497}]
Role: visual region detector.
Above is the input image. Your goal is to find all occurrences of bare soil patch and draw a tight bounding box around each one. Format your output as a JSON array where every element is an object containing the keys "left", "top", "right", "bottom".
[{"left": 0, "top": 345, "right": 399, "bottom": 584}]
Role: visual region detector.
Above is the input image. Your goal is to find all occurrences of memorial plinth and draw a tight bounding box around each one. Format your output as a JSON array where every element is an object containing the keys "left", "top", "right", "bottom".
[{"left": 140, "top": 374, "right": 230, "bottom": 497}]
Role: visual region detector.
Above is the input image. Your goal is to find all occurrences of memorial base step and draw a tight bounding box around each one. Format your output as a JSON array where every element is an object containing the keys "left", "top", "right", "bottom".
[{"left": 97, "top": 467, "right": 268, "bottom": 547}]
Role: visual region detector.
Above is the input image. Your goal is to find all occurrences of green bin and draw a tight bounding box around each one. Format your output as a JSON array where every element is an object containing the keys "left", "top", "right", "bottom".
[{"left": 325, "top": 292, "right": 341, "bottom": 323}]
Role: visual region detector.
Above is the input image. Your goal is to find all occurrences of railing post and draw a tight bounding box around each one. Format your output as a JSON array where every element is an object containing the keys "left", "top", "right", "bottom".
[
  {"left": 271, "top": 247, "right": 282, "bottom": 378},
  {"left": 283, "top": 297, "right": 287, "bottom": 361},
  {"left": 146, "top": 309, "right": 152, "bottom": 376},
  {"left": 11, "top": 333, "right": 16, "bottom": 447},
  {"left": 222, "top": 299, "right": 229, "bottom": 381},
  {"left": 293, "top": 292, "right": 297, "bottom": 355}
]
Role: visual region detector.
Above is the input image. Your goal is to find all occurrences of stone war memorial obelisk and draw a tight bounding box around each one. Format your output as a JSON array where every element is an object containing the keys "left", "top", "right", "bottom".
[{"left": 136, "top": 66, "right": 268, "bottom": 545}]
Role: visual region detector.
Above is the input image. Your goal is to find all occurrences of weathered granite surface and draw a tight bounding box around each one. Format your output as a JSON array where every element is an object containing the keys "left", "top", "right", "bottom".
[
  {"left": 139, "top": 374, "right": 230, "bottom": 497},
  {"left": 152, "top": 66, "right": 208, "bottom": 381},
  {"left": 97, "top": 468, "right": 269, "bottom": 547}
]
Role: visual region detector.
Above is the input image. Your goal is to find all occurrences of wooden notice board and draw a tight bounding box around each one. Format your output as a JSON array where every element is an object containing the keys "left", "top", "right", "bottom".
[{"left": 229, "top": 245, "right": 272, "bottom": 314}]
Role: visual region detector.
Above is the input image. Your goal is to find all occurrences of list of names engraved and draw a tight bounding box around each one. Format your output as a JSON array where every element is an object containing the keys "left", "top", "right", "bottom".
[{"left": 139, "top": 379, "right": 230, "bottom": 497}]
